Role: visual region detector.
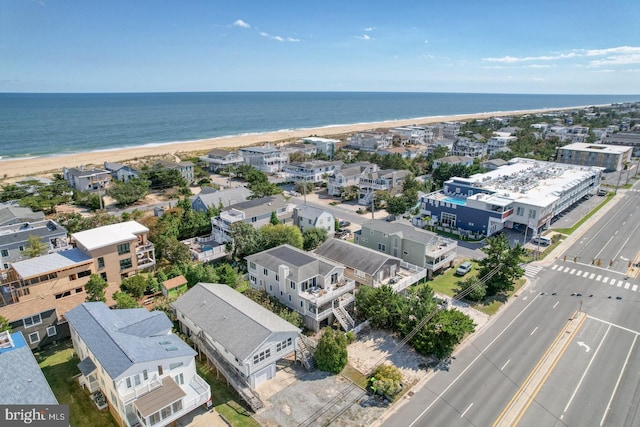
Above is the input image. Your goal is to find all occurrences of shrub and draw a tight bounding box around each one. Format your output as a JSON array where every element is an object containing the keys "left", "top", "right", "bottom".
[
  {"left": 369, "top": 364, "right": 403, "bottom": 398},
  {"left": 314, "top": 328, "right": 348, "bottom": 374}
]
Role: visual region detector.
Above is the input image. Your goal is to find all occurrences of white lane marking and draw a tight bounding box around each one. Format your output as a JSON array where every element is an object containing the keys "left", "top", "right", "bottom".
[
  {"left": 552, "top": 265, "right": 558, "bottom": 270},
  {"left": 564, "top": 325, "right": 611, "bottom": 413},
  {"left": 603, "top": 277, "right": 609, "bottom": 284},
  {"left": 633, "top": 285, "right": 638, "bottom": 292},
  {"left": 624, "top": 282, "right": 630, "bottom": 289},
  {"left": 461, "top": 402, "right": 474, "bottom": 418},
  {"left": 582, "top": 271, "right": 590, "bottom": 278},
  {"left": 565, "top": 267, "right": 572, "bottom": 273},
  {"left": 617, "top": 281, "right": 623, "bottom": 287},
  {"left": 596, "top": 275, "right": 602, "bottom": 281},
  {"left": 589, "top": 273, "right": 596, "bottom": 280},
  {"left": 407, "top": 295, "right": 542, "bottom": 427},
  {"left": 501, "top": 359, "right": 510, "bottom": 370},
  {"left": 600, "top": 335, "right": 638, "bottom": 426},
  {"left": 530, "top": 326, "right": 538, "bottom": 336},
  {"left": 570, "top": 268, "right": 576, "bottom": 274},
  {"left": 588, "top": 315, "right": 640, "bottom": 335},
  {"left": 553, "top": 301, "right": 559, "bottom": 309}
]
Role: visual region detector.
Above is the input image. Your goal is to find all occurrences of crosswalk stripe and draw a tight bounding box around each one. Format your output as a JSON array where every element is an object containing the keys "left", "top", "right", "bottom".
[
  {"left": 624, "top": 282, "right": 630, "bottom": 289},
  {"left": 551, "top": 264, "right": 558, "bottom": 270},
  {"left": 565, "top": 267, "right": 571, "bottom": 273},
  {"left": 603, "top": 277, "right": 609, "bottom": 284},
  {"left": 596, "top": 275, "right": 602, "bottom": 281},
  {"left": 583, "top": 271, "right": 590, "bottom": 278},
  {"left": 617, "top": 281, "right": 623, "bottom": 287},
  {"left": 570, "top": 268, "right": 576, "bottom": 274},
  {"left": 633, "top": 285, "right": 638, "bottom": 292},
  {"left": 589, "top": 273, "right": 595, "bottom": 279}
]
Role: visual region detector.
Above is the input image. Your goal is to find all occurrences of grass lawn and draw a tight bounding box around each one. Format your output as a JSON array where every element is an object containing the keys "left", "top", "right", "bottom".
[
  {"left": 470, "top": 278, "right": 527, "bottom": 316},
  {"left": 36, "top": 341, "right": 117, "bottom": 427},
  {"left": 196, "top": 362, "right": 261, "bottom": 427},
  {"left": 426, "top": 261, "right": 480, "bottom": 298}
]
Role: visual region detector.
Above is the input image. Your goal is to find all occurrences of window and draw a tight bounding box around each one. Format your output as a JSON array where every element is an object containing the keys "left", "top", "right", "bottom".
[
  {"left": 28, "top": 332, "right": 40, "bottom": 344},
  {"left": 19, "top": 245, "right": 25, "bottom": 252},
  {"left": 117, "top": 243, "right": 130, "bottom": 255},
  {"left": 249, "top": 261, "right": 256, "bottom": 270},
  {"left": 78, "top": 270, "right": 91, "bottom": 278},
  {"left": 97, "top": 257, "right": 105, "bottom": 269},
  {"left": 119, "top": 258, "right": 132, "bottom": 270},
  {"left": 1, "top": 249, "right": 8, "bottom": 257},
  {"left": 161, "top": 406, "right": 172, "bottom": 419},
  {"left": 126, "top": 377, "right": 132, "bottom": 388},
  {"left": 169, "top": 362, "right": 183, "bottom": 370},
  {"left": 251, "top": 216, "right": 257, "bottom": 223},
  {"left": 354, "top": 270, "right": 365, "bottom": 279},
  {"left": 149, "top": 412, "right": 161, "bottom": 426},
  {"left": 158, "top": 365, "right": 163, "bottom": 376},
  {"left": 46, "top": 326, "right": 57, "bottom": 337},
  {"left": 377, "top": 243, "right": 386, "bottom": 252},
  {"left": 441, "top": 212, "right": 457, "bottom": 228},
  {"left": 275, "top": 274, "right": 279, "bottom": 281},
  {"left": 403, "top": 251, "right": 409, "bottom": 255},
  {"left": 172, "top": 400, "right": 183, "bottom": 413},
  {"left": 288, "top": 295, "right": 291, "bottom": 301},
  {"left": 253, "top": 349, "right": 271, "bottom": 365},
  {"left": 174, "top": 373, "right": 184, "bottom": 385},
  {"left": 290, "top": 281, "right": 296, "bottom": 290},
  {"left": 23, "top": 314, "right": 42, "bottom": 328},
  {"left": 263, "top": 268, "right": 268, "bottom": 276},
  {"left": 516, "top": 207, "right": 525, "bottom": 216},
  {"left": 100, "top": 272, "right": 107, "bottom": 281},
  {"left": 528, "top": 209, "right": 537, "bottom": 219}
]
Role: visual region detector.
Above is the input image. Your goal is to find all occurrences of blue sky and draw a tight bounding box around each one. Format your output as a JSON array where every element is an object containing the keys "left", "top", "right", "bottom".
[{"left": 2, "top": 0, "right": 639, "bottom": 94}]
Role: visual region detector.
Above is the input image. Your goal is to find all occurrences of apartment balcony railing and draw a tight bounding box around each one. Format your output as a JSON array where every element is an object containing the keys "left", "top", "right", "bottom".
[
  {"left": 299, "top": 279, "right": 355, "bottom": 308},
  {"left": 121, "top": 374, "right": 162, "bottom": 404}
]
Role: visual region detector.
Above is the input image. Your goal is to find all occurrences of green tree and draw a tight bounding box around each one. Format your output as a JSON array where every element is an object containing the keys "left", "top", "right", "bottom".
[
  {"left": 270, "top": 211, "right": 280, "bottom": 225},
  {"left": 112, "top": 291, "right": 141, "bottom": 308},
  {"left": 162, "top": 238, "right": 192, "bottom": 265},
  {"left": 385, "top": 195, "right": 409, "bottom": 217},
  {"left": 410, "top": 309, "right": 475, "bottom": 359},
  {"left": 24, "top": 235, "right": 47, "bottom": 258},
  {"left": 120, "top": 275, "right": 148, "bottom": 299},
  {"left": 0, "top": 315, "right": 11, "bottom": 332},
  {"left": 314, "top": 328, "right": 349, "bottom": 374},
  {"left": 458, "top": 276, "right": 486, "bottom": 302},
  {"left": 73, "top": 191, "right": 103, "bottom": 211},
  {"left": 355, "top": 285, "right": 406, "bottom": 330},
  {"left": 302, "top": 227, "right": 328, "bottom": 251},
  {"left": 215, "top": 263, "right": 238, "bottom": 288},
  {"left": 258, "top": 223, "right": 303, "bottom": 251},
  {"left": 228, "top": 221, "right": 260, "bottom": 261},
  {"left": 85, "top": 274, "right": 108, "bottom": 302},
  {"left": 478, "top": 233, "right": 526, "bottom": 295},
  {"left": 106, "top": 178, "right": 150, "bottom": 207},
  {"left": 369, "top": 364, "right": 403, "bottom": 397},
  {"left": 142, "top": 166, "right": 187, "bottom": 189}
]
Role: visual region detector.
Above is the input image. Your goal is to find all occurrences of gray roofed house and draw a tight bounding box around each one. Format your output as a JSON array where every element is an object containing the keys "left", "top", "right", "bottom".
[
  {"left": 245, "top": 244, "right": 356, "bottom": 331},
  {"left": 0, "top": 219, "right": 70, "bottom": 268},
  {"left": 199, "top": 149, "right": 244, "bottom": 172},
  {"left": 65, "top": 302, "right": 210, "bottom": 427},
  {"left": 62, "top": 166, "right": 111, "bottom": 192},
  {"left": 0, "top": 205, "right": 45, "bottom": 227},
  {"left": 314, "top": 238, "right": 427, "bottom": 291},
  {"left": 172, "top": 283, "right": 300, "bottom": 389},
  {"left": 292, "top": 205, "right": 335, "bottom": 234},
  {"left": 0, "top": 331, "right": 58, "bottom": 404},
  {"left": 190, "top": 186, "right": 252, "bottom": 213},
  {"left": 11, "top": 248, "right": 91, "bottom": 279},
  {"left": 355, "top": 219, "right": 457, "bottom": 278},
  {"left": 104, "top": 161, "right": 140, "bottom": 182}
]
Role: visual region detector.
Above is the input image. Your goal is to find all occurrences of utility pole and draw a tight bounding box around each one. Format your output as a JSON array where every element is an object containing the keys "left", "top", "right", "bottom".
[{"left": 371, "top": 191, "right": 375, "bottom": 219}]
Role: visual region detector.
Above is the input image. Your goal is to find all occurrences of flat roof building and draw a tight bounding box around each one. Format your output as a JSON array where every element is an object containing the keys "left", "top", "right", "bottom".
[{"left": 555, "top": 142, "right": 632, "bottom": 171}]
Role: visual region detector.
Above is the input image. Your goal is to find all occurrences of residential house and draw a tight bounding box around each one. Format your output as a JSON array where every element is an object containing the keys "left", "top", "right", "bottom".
[
  {"left": 240, "top": 144, "right": 289, "bottom": 173},
  {"left": 481, "top": 159, "right": 508, "bottom": 170},
  {"left": 0, "top": 248, "right": 98, "bottom": 349},
  {"left": 199, "top": 149, "right": 245, "bottom": 173},
  {"left": 314, "top": 238, "right": 426, "bottom": 292},
  {"left": 436, "top": 122, "right": 464, "bottom": 140},
  {"left": 292, "top": 205, "right": 335, "bottom": 234},
  {"left": 66, "top": 302, "right": 210, "bottom": 427},
  {"left": 172, "top": 283, "right": 300, "bottom": 390},
  {"left": 358, "top": 169, "right": 410, "bottom": 206},
  {"left": 432, "top": 155, "right": 474, "bottom": 169},
  {"left": 347, "top": 131, "right": 392, "bottom": 151},
  {"left": 104, "top": 162, "right": 140, "bottom": 183},
  {"left": 301, "top": 137, "right": 339, "bottom": 158},
  {"left": 72, "top": 221, "right": 156, "bottom": 285},
  {"left": 284, "top": 160, "right": 342, "bottom": 186},
  {"left": 245, "top": 245, "right": 356, "bottom": 331},
  {"left": 378, "top": 146, "right": 428, "bottom": 159},
  {"left": 161, "top": 275, "right": 188, "bottom": 298},
  {"left": 327, "top": 162, "right": 377, "bottom": 197},
  {"left": 62, "top": 166, "right": 111, "bottom": 192},
  {"left": 0, "top": 219, "right": 70, "bottom": 269},
  {"left": 389, "top": 125, "right": 435, "bottom": 145},
  {"left": 354, "top": 220, "right": 457, "bottom": 278},
  {"left": 0, "top": 331, "right": 58, "bottom": 404},
  {"left": 451, "top": 139, "right": 487, "bottom": 159},
  {"left": 190, "top": 187, "right": 252, "bottom": 213},
  {"left": 0, "top": 204, "right": 45, "bottom": 227},
  {"left": 487, "top": 133, "right": 517, "bottom": 156},
  {"left": 210, "top": 195, "right": 294, "bottom": 244},
  {"left": 155, "top": 160, "right": 195, "bottom": 185},
  {"left": 281, "top": 143, "right": 318, "bottom": 159}
]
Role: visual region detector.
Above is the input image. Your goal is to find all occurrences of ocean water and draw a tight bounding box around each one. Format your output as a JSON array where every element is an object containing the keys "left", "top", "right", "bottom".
[{"left": 0, "top": 92, "right": 638, "bottom": 160}]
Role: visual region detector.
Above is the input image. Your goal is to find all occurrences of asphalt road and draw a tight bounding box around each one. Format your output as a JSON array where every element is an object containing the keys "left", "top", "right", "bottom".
[{"left": 382, "top": 180, "right": 640, "bottom": 427}]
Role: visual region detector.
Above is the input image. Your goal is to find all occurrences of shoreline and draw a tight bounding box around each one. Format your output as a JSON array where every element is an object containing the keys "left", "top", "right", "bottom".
[{"left": 0, "top": 105, "right": 603, "bottom": 181}]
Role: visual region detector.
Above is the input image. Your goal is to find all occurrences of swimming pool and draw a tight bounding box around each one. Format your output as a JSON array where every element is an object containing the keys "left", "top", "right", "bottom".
[{"left": 443, "top": 197, "right": 466, "bottom": 206}]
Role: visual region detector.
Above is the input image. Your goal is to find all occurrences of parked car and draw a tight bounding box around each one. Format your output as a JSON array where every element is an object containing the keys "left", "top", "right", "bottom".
[
  {"left": 455, "top": 261, "right": 473, "bottom": 276},
  {"left": 532, "top": 236, "right": 552, "bottom": 246},
  {"left": 338, "top": 220, "right": 351, "bottom": 228},
  {"left": 597, "top": 189, "right": 607, "bottom": 196}
]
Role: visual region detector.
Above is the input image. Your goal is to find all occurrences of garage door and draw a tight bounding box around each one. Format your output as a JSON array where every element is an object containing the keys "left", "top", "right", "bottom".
[{"left": 253, "top": 366, "right": 272, "bottom": 387}]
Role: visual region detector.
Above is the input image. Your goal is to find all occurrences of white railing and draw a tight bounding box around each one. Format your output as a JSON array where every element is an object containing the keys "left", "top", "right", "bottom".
[
  {"left": 120, "top": 375, "right": 162, "bottom": 403},
  {"left": 300, "top": 279, "right": 355, "bottom": 307}
]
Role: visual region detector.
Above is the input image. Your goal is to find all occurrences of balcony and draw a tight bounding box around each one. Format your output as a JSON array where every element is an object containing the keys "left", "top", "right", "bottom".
[
  {"left": 299, "top": 278, "right": 355, "bottom": 308},
  {"left": 136, "top": 242, "right": 155, "bottom": 270}
]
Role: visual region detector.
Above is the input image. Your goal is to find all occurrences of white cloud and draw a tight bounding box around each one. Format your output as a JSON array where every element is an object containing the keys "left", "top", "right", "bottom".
[
  {"left": 532, "top": 77, "right": 544, "bottom": 81},
  {"left": 424, "top": 39, "right": 429, "bottom": 44},
  {"left": 273, "top": 36, "right": 284, "bottom": 42},
  {"left": 588, "top": 53, "right": 640, "bottom": 67},
  {"left": 523, "top": 64, "right": 554, "bottom": 69},
  {"left": 358, "top": 34, "right": 371, "bottom": 40},
  {"left": 483, "top": 52, "right": 577, "bottom": 63},
  {"left": 233, "top": 19, "right": 250, "bottom": 29},
  {"left": 586, "top": 46, "right": 640, "bottom": 56},
  {"left": 591, "top": 69, "right": 616, "bottom": 73},
  {"left": 364, "top": 27, "right": 375, "bottom": 32},
  {"left": 260, "top": 32, "right": 269, "bottom": 37},
  {"left": 286, "top": 37, "right": 300, "bottom": 42}
]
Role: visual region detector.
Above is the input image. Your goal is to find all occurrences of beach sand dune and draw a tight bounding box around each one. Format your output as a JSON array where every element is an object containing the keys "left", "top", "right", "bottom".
[{"left": 0, "top": 108, "right": 571, "bottom": 180}]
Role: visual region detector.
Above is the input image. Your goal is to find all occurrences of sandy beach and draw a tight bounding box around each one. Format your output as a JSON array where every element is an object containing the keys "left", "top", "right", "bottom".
[{"left": 0, "top": 107, "right": 577, "bottom": 180}]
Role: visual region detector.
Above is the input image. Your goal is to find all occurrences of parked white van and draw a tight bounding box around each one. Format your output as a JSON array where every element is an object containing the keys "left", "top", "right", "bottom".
[{"left": 532, "top": 236, "right": 552, "bottom": 246}]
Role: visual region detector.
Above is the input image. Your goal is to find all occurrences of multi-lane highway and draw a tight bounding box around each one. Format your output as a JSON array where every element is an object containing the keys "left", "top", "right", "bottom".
[{"left": 382, "top": 183, "right": 640, "bottom": 427}]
